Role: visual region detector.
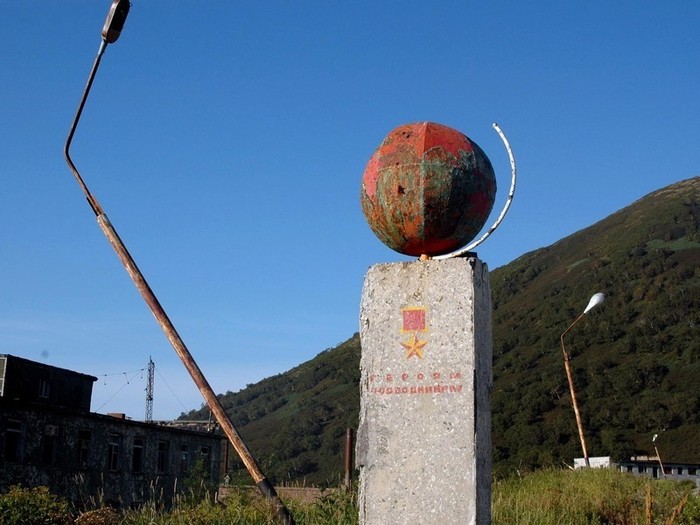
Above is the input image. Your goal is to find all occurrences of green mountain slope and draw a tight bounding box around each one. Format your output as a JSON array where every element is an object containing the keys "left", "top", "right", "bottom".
[
  {"left": 181, "top": 176, "right": 700, "bottom": 484},
  {"left": 490, "top": 177, "right": 700, "bottom": 473},
  {"left": 190, "top": 336, "right": 361, "bottom": 485}
]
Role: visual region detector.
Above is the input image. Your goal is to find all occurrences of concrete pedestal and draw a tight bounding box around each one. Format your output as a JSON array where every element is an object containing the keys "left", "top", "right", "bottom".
[{"left": 357, "top": 257, "right": 492, "bottom": 525}]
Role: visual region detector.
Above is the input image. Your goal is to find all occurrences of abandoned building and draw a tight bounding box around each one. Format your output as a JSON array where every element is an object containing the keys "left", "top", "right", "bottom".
[
  {"left": 575, "top": 456, "right": 700, "bottom": 488},
  {"left": 0, "top": 354, "right": 225, "bottom": 507}
]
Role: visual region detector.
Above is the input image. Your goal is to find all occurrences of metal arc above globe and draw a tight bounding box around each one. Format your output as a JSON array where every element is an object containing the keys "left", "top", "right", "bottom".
[{"left": 361, "top": 122, "right": 497, "bottom": 257}]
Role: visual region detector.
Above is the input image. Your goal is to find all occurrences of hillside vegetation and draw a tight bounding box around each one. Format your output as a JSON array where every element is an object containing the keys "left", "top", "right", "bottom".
[{"left": 182, "top": 177, "right": 700, "bottom": 485}]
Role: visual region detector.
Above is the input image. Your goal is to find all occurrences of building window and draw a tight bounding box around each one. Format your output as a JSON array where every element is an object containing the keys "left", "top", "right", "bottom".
[
  {"left": 132, "top": 437, "right": 144, "bottom": 473},
  {"left": 200, "top": 446, "right": 211, "bottom": 474},
  {"left": 107, "top": 433, "right": 122, "bottom": 471},
  {"left": 78, "top": 429, "right": 91, "bottom": 469},
  {"left": 180, "top": 445, "right": 189, "bottom": 475},
  {"left": 637, "top": 466, "right": 645, "bottom": 473},
  {"left": 689, "top": 468, "right": 697, "bottom": 476},
  {"left": 39, "top": 378, "right": 51, "bottom": 399},
  {"left": 677, "top": 467, "right": 684, "bottom": 475},
  {"left": 199, "top": 447, "right": 211, "bottom": 462},
  {"left": 157, "top": 440, "right": 170, "bottom": 473},
  {"left": 626, "top": 466, "right": 633, "bottom": 473},
  {"left": 42, "top": 435, "right": 57, "bottom": 466},
  {"left": 4, "top": 420, "right": 22, "bottom": 463}
]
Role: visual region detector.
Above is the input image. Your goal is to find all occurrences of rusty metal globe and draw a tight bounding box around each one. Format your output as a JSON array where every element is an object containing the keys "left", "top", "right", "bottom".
[{"left": 361, "top": 122, "right": 497, "bottom": 257}]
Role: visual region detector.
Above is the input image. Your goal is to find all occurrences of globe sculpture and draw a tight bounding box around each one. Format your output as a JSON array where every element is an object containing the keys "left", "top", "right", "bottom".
[{"left": 361, "top": 122, "right": 497, "bottom": 257}]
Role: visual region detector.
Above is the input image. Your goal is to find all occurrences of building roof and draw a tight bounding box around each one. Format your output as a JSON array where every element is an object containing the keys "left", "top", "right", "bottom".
[{"left": 0, "top": 353, "right": 98, "bottom": 382}]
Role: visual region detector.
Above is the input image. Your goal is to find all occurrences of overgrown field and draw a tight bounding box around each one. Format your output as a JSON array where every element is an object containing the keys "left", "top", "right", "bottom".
[
  {"left": 492, "top": 468, "right": 700, "bottom": 524},
  {"left": 2, "top": 469, "right": 699, "bottom": 524}
]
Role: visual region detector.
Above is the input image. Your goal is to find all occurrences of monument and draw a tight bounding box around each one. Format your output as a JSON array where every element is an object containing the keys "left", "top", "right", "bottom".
[{"left": 356, "top": 122, "right": 516, "bottom": 524}]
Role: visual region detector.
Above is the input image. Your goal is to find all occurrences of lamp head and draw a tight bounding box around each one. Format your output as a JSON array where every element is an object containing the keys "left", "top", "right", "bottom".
[
  {"left": 102, "top": 0, "right": 131, "bottom": 44},
  {"left": 583, "top": 292, "right": 604, "bottom": 315}
]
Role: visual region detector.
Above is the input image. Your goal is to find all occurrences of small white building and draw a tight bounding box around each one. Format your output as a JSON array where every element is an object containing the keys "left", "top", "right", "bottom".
[{"left": 573, "top": 456, "right": 614, "bottom": 469}]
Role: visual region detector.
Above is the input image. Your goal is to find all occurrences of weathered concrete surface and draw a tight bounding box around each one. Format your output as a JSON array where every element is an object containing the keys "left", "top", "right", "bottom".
[{"left": 357, "top": 257, "right": 492, "bottom": 524}]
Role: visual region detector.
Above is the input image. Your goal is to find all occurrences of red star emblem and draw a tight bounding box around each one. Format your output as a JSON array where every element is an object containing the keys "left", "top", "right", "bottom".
[{"left": 401, "top": 333, "right": 428, "bottom": 359}]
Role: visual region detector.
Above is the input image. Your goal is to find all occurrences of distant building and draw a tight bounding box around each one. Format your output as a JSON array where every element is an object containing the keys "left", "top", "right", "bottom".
[
  {"left": 0, "top": 354, "right": 224, "bottom": 508},
  {"left": 574, "top": 456, "right": 700, "bottom": 488},
  {"left": 573, "top": 456, "right": 615, "bottom": 469},
  {"left": 618, "top": 457, "right": 700, "bottom": 486}
]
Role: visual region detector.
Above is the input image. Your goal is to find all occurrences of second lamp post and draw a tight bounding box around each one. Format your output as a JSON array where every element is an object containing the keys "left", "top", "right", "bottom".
[{"left": 560, "top": 292, "right": 604, "bottom": 468}]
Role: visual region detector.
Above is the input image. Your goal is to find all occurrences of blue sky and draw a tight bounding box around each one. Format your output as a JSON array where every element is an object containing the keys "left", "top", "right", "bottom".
[{"left": 2, "top": 2, "right": 698, "bottom": 420}]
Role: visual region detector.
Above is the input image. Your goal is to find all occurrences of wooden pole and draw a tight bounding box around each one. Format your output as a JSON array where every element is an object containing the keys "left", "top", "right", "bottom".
[
  {"left": 63, "top": 6, "right": 294, "bottom": 521},
  {"left": 344, "top": 428, "right": 354, "bottom": 491},
  {"left": 561, "top": 313, "right": 590, "bottom": 467}
]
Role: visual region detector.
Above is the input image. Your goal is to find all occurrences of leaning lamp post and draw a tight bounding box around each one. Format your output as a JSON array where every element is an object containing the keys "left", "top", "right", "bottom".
[
  {"left": 63, "top": 2, "right": 294, "bottom": 523},
  {"left": 653, "top": 432, "right": 667, "bottom": 479},
  {"left": 560, "top": 292, "right": 604, "bottom": 468}
]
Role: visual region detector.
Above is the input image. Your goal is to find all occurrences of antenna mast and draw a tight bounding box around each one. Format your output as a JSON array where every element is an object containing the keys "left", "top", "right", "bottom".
[{"left": 145, "top": 357, "right": 154, "bottom": 423}]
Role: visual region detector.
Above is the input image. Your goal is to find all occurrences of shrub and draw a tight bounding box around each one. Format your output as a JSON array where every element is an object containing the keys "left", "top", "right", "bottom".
[{"left": 0, "top": 485, "right": 71, "bottom": 525}]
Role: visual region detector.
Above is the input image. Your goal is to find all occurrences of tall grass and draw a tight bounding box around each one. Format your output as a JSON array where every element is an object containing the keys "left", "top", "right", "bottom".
[
  {"left": 114, "top": 470, "right": 700, "bottom": 525},
  {"left": 5, "top": 469, "right": 699, "bottom": 524},
  {"left": 117, "top": 486, "right": 358, "bottom": 525},
  {"left": 492, "top": 468, "right": 700, "bottom": 525}
]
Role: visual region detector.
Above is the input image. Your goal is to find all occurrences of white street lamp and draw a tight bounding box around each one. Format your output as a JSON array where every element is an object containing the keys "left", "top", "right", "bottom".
[
  {"left": 653, "top": 431, "right": 666, "bottom": 479},
  {"left": 561, "top": 292, "right": 604, "bottom": 467}
]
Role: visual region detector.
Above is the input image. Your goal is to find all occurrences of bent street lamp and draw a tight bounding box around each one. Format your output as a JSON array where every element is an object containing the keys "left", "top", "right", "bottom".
[
  {"left": 560, "top": 292, "right": 604, "bottom": 468},
  {"left": 63, "top": 2, "right": 294, "bottom": 523},
  {"left": 653, "top": 432, "right": 667, "bottom": 479}
]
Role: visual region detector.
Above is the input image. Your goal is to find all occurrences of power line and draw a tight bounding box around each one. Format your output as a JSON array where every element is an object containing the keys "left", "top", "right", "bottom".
[
  {"left": 155, "top": 364, "right": 189, "bottom": 415},
  {"left": 92, "top": 359, "right": 191, "bottom": 419},
  {"left": 94, "top": 369, "right": 143, "bottom": 413},
  {"left": 96, "top": 367, "right": 145, "bottom": 385}
]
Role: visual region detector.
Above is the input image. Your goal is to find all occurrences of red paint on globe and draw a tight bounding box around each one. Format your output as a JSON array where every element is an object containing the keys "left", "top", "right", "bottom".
[{"left": 361, "top": 122, "right": 496, "bottom": 256}]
